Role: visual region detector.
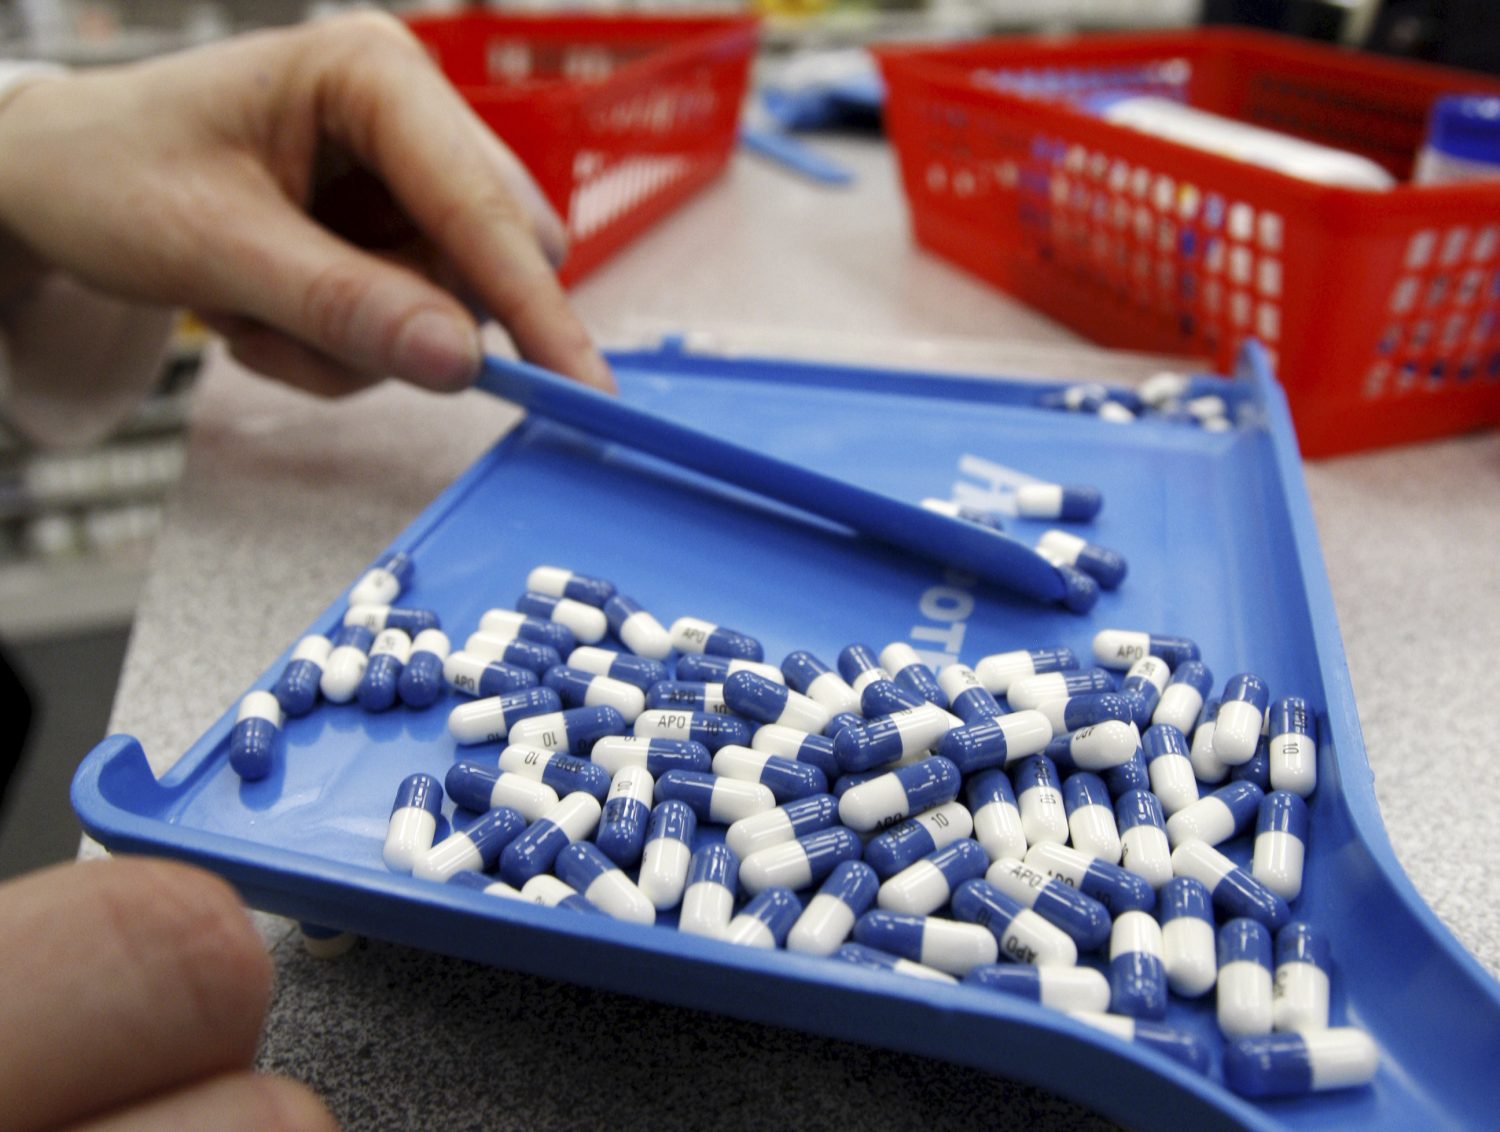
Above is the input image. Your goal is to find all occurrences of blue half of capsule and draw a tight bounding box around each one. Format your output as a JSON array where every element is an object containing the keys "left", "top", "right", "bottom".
[
  {"left": 722, "top": 671, "right": 796, "bottom": 724},
  {"left": 816, "top": 859, "right": 881, "bottom": 913},
  {"left": 687, "top": 842, "right": 739, "bottom": 890},
  {"left": 513, "top": 750, "right": 610, "bottom": 801},
  {"left": 480, "top": 637, "right": 562, "bottom": 677},
  {"left": 586, "top": 651, "right": 668, "bottom": 691},
  {"left": 1276, "top": 922, "right": 1332, "bottom": 973},
  {"left": 330, "top": 624, "right": 375, "bottom": 652},
  {"left": 732, "top": 888, "right": 801, "bottom": 946},
  {"left": 1115, "top": 789, "right": 1167, "bottom": 834},
  {"left": 228, "top": 711, "right": 280, "bottom": 782},
  {"left": 887, "top": 658, "right": 947, "bottom": 709},
  {"left": 1231, "top": 742, "right": 1273, "bottom": 791},
  {"left": 1110, "top": 940, "right": 1168, "bottom": 1020},
  {"left": 938, "top": 717, "right": 1013, "bottom": 776},
  {"left": 498, "top": 811, "right": 582, "bottom": 887},
  {"left": 860, "top": 679, "right": 924, "bottom": 718},
  {"left": 991, "top": 859, "right": 1112, "bottom": 952},
  {"left": 273, "top": 636, "right": 330, "bottom": 717},
  {"left": 1074, "top": 852, "right": 1157, "bottom": 914},
  {"left": 1063, "top": 771, "right": 1112, "bottom": 818},
  {"left": 824, "top": 712, "right": 864, "bottom": 739},
  {"left": 1159, "top": 876, "right": 1214, "bottom": 926},
  {"left": 837, "top": 644, "right": 884, "bottom": 686},
  {"left": 1219, "top": 917, "right": 1273, "bottom": 970},
  {"left": 1104, "top": 750, "right": 1151, "bottom": 798},
  {"left": 398, "top": 647, "right": 447, "bottom": 709},
  {"left": 947, "top": 683, "right": 1005, "bottom": 725},
  {"left": 596, "top": 783, "right": 653, "bottom": 869},
  {"left": 1056, "top": 564, "right": 1100, "bottom": 613},
  {"left": 863, "top": 812, "right": 974, "bottom": 880}
]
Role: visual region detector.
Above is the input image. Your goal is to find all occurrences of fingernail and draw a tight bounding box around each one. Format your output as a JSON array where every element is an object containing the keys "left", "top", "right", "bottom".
[
  {"left": 579, "top": 347, "right": 616, "bottom": 395},
  {"left": 394, "top": 309, "right": 480, "bottom": 389}
]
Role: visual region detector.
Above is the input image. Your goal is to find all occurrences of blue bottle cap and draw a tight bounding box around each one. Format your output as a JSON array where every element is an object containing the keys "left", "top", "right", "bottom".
[{"left": 1426, "top": 95, "right": 1500, "bottom": 165}]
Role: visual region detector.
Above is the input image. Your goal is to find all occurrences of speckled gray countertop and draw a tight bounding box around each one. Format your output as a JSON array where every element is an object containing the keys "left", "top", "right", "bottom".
[{"left": 103, "top": 139, "right": 1500, "bottom": 1130}]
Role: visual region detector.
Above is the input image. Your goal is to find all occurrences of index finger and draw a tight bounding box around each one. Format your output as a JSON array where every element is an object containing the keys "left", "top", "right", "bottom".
[{"left": 309, "top": 15, "right": 615, "bottom": 392}]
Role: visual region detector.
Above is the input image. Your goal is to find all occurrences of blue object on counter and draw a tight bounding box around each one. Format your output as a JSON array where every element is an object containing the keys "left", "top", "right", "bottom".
[{"left": 740, "top": 127, "right": 855, "bottom": 186}]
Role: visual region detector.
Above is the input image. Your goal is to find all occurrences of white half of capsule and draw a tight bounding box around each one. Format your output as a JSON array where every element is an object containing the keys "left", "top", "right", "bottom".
[
  {"left": 578, "top": 674, "right": 646, "bottom": 722},
  {"left": 995, "top": 711, "right": 1056, "bottom": 763},
  {"left": 1018, "top": 780, "right": 1069, "bottom": 848},
  {"left": 606, "top": 764, "right": 654, "bottom": 810},
  {"left": 725, "top": 807, "right": 798, "bottom": 860},
  {"left": 237, "top": 690, "right": 283, "bottom": 726},
  {"left": 1091, "top": 630, "right": 1152, "bottom": 670},
  {"left": 1119, "top": 824, "right": 1173, "bottom": 888},
  {"left": 887, "top": 703, "right": 955, "bottom": 756},
  {"left": 1166, "top": 794, "right": 1240, "bottom": 848},
  {"left": 678, "top": 879, "right": 736, "bottom": 938},
  {"left": 1056, "top": 720, "right": 1136, "bottom": 770},
  {"left": 616, "top": 609, "right": 673, "bottom": 660},
  {"left": 413, "top": 832, "right": 485, "bottom": 882},
  {"left": 849, "top": 664, "right": 892, "bottom": 696},
  {"left": 741, "top": 841, "right": 820, "bottom": 894},
  {"left": 637, "top": 837, "right": 692, "bottom": 911},
  {"left": 751, "top": 724, "right": 820, "bottom": 762},
  {"left": 478, "top": 609, "right": 529, "bottom": 639},
  {"left": 1068, "top": 802, "right": 1122, "bottom": 864},
  {"left": 1171, "top": 840, "right": 1237, "bottom": 890},
  {"left": 722, "top": 911, "right": 781, "bottom": 949},
  {"left": 803, "top": 669, "right": 860, "bottom": 715},
  {"left": 486, "top": 774, "right": 560, "bottom": 822},
  {"left": 1218, "top": 960, "right": 1274, "bottom": 1038},
  {"left": 543, "top": 597, "right": 608, "bottom": 644},
  {"left": 465, "top": 630, "right": 523, "bottom": 660},
  {"left": 290, "top": 634, "right": 334, "bottom": 666},
  {"left": 1214, "top": 700, "right": 1263, "bottom": 765},
  {"left": 668, "top": 617, "right": 720, "bottom": 655},
  {"left": 885, "top": 957, "right": 960, "bottom": 984},
  {"left": 713, "top": 746, "right": 783, "bottom": 785},
  {"left": 788, "top": 894, "right": 859, "bottom": 956},
  {"left": 919, "top": 918, "right": 999, "bottom": 975},
  {"left": 1037, "top": 528, "right": 1087, "bottom": 563},
  {"left": 581, "top": 869, "right": 655, "bottom": 925},
  {"left": 543, "top": 793, "right": 604, "bottom": 843},
  {"left": 1303, "top": 1029, "right": 1379, "bottom": 1090},
  {"left": 1148, "top": 754, "right": 1200, "bottom": 816},
  {"left": 1111, "top": 910, "right": 1164, "bottom": 963},
  {"left": 974, "top": 651, "right": 1046, "bottom": 694},
  {"left": 498, "top": 744, "right": 561, "bottom": 780},
  {"left": 705, "top": 779, "right": 777, "bottom": 824},
  {"left": 448, "top": 698, "right": 519, "bottom": 745},
  {"left": 1006, "top": 673, "right": 1074, "bottom": 710},
  {"left": 503, "top": 711, "right": 571, "bottom": 752},
  {"left": 410, "top": 628, "right": 450, "bottom": 660},
  {"left": 1274, "top": 961, "right": 1330, "bottom": 1032},
  {"left": 999, "top": 908, "right": 1079, "bottom": 968},
  {"left": 591, "top": 736, "right": 662, "bottom": 776},
  {"left": 1014, "top": 483, "right": 1064, "bottom": 518},
  {"left": 770, "top": 688, "right": 832, "bottom": 733},
  {"left": 383, "top": 806, "right": 438, "bottom": 874},
  {"left": 878, "top": 643, "right": 929, "bottom": 681},
  {"left": 350, "top": 566, "right": 403, "bottom": 607},
  {"left": 879, "top": 859, "right": 958, "bottom": 916},
  {"left": 1154, "top": 684, "right": 1206, "bottom": 735},
  {"left": 908, "top": 802, "right": 974, "bottom": 848},
  {"left": 937, "top": 664, "right": 987, "bottom": 706},
  {"left": 1269, "top": 732, "right": 1317, "bottom": 798},
  {"left": 1252, "top": 830, "right": 1305, "bottom": 901},
  {"left": 839, "top": 775, "right": 913, "bottom": 833},
  {"left": 1190, "top": 719, "right": 1229, "bottom": 784},
  {"left": 565, "top": 644, "right": 620, "bottom": 676},
  {"left": 1162, "top": 917, "right": 1217, "bottom": 998},
  {"left": 1124, "top": 656, "right": 1170, "bottom": 696},
  {"left": 521, "top": 874, "right": 582, "bottom": 908},
  {"left": 370, "top": 628, "right": 412, "bottom": 663},
  {"left": 320, "top": 645, "right": 369, "bottom": 703},
  {"left": 1036, "top": 967, "right": 1112, "bottom": 1012},
  {"left": 973, "top": 795, "right": 1028, "bottom": 863}
]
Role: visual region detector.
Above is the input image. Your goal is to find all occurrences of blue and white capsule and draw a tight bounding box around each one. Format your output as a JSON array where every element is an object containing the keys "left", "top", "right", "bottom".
[
  {"left": 320, "top": 624, "right": 373, "bottom": 703},
  {"left": 356, "top": 628, "right": 411, "bottom": 712},
  {"left": 853, "top": 910, "right": 997, "bottom": 976},
  {"left": 741, "top": 826, "right": 861, "bottom": 894},
  {"left": 645, "top": 680, "right": 731, "bottom": 716},
  {"left": 678, "top": 844, "right": 740, "bottom": 938},
  {"left": 1218, "top": 918, "right": 1275, "bottom": 1038},
  {"left": 1007, "top": 668, "right": 1115, "bottom": 711},
  {"left": 543, "top": 665, "right": 646, "bottom": 722},
  {"left": 637, "top": 800, "right": 696, "bottom": 910},
  {"left": 837, "top": 644, "right": 892, "bottom": 697},
  {"left": 879, "top": 643, "right": 947, "bottom": 709},
  {"left": 1254, "top": 790, "right": 1309, "bottom": 901},
  {"left": 1230, "top": 738, "right": 1273, "bottom": 792},
  {"left": 834, "top": 703, "right": 953, "bottom": 773},
  {"left": 1224, "top": 1029, "right": 1378, "bottom": 1098},
  {"left": 938, "top": 710, "right": 1054, "bottom": 775},
  {"left": 1153, "top": 661, "right": 1214, "bottom": 734},
  {"left": 565, "top": 646, "right": 668, "bottom": 693},
  {"left": 824, "top": 712, "right": 864, "bottom": 739},
  {"left": 525, "top": 565, "right": 615, "bottom": 608},
  {"left": 858, "top": 677, "right": 928, "bottom": 719},
  {"left": 1274, "top": 922, "right": 1332, "bottom": 1032},
  {"left": 228, "top": 691, "right": 282, "bottom": 781},
  {"left": 656, "top": 770, "right": 776, "bottom": 824},
  {"left": 344, "top": 604, "right": 439, "bottom": 635},
  {"left": 498, "top": 793, "right": 603, "bottom": 887},
  {"left": 448, "top": 687, "right": 561, "bottom": 746},
  {"left": 594, "top": 764, "right": 654, "bottom": 868},
  {"left": 1069, "top": 1012, "right": 1211, "bottom": 1073},
  {"left": 781, "top": 650, "right": 860, "bottom": 716},
  {"left": 937, "top": 664, "right": 1004, "bottom": 724},
  {"left": 723, "top": 670, "right": 831, "bottom": 733},
  {"left": 384, "top": 772, "right": 443, "bottom": 873},
  {"left": 669, "top": 616, "right": 763, "bottom": 661},
  {"left": 478, "top": 608, "right": 577, "bottom": 655},
  {"left": 1116, "top": 789, "right": 1173, "bottom": 888},
  {"left": 967, "top": 769, "right": 1028, "bottom": 863},
  {"left": 1167, "top": 781, "right": 1264, "bottom": 848},
  {"left": 725, "top": 794, "right": 840, "bottom": 859},
  {"left": 1062, "top": 772, "right": 1122, "bottom": 861},
  {"left": 1142, "top": 723, "right": 1200, "bottom": 815},
  {"left": 964, "top": 965, "right": 1110, "bottom": 1013},
  {"left": 349, "top": 550, "right": 414, "bottom": 607},
  {"left": 1269, "top": 696, "right": 1317, "bottom": 798},
  {"left": 633, "top": 709, "right": 752, "bottom": 752},
  {"left": 712, "top": 745, "right": 827, "bottom": 804},
  {"left": 1056, "top": 562, "right": 1101, "bottom": 614},
  {"left": 1190, "top": 699, "right": 1229, "bottom": 784},
  {"left": 1092, "top": 629, "right": 1201, "bottom": 670},
  {"left": 603, "top": 594, "right": 672, "bottom": 660},
  {"left": 864, "top": 801, "right": 974, "bottom": 879},
  {"left": 414, "top": 807, "right": 527, "bottom": 882},
  {"left": 1216, "top": 673, "right": 1270, "bottom": 765},
  {"left": 788, "top": 860, "right": 879, "bottom": 956},
  {"left": 832, "top": 943, "right": 956, "bottom": 984},
  {"left": 676, "top": 653, "right": 784, "bottom": 686},
  {"left": 984, "top": 856, "right": 1112, "bottom": 952},
  {"left": 1158, "top": 876, "right": 1217, "bottom": 997},
  {"left": 498, "top": 744, "right": 611, "bottom": 801},
  {"left": 838, "top": 757, "right": 962, "bottom": 834},
  {"left": 975, "top": 647, "right": 1077, "bottom": 695},
  {"left": 723, "top": 887, "right": 800, "bottom": 948},
  {"left": 1013, "top": 755, "right": 1068, "bottom": 847},
  {"left": 1023, "top": 842, "right": 1155, "bottom": 915},
  {"left": 1036, "top": 691, "right": 1135, "bottom": 736},
  {"left": 1109, "top": 909, "right": 1168, "bottom": 1019},
  {"left": 590, "top": 735, "right": 711, "bottom": 778},
  {"left": 464, "top": 630, "right": 562, "bottom": 677},
  {"left": 443, "top": 761, "right": 559, "bottom": 822},
  {"left": 554, "top": 842, "right": 654, "bottom": 925},
  {"left": 1172, "top": 840, "right": 1291, "bottom": 930},
  {"left": 1014, "top": 482, "right": 1101, "bottom": 521},
  {"left": 444, "top": 652, "right": 538, "bottom": 697},
  {"left": 516, "top": 591, "right": 607, "bottom": 645},
  {"left": 1036, "top": 529, "right": 1127, "bottom": 589},
  {"left": 1121, "top": 657, "right": 1172, "bottom": 728},
  {"left": 877, "top": 838, "right": 988, "bottom": 915},
  {"left": 518, "top": 874, "right": 602, "bottom": 915},
  {"left": 950, "top": 879, "right": 1078, "bottom": 967},
  {"left": 750, "top": 724, "right": 839, "bottom": 780},
  {"left": 1043, "top": 720, "right": 1138, "bottom": 775},
  {"left": 397, "top": 628, "right": 451, "bottom": 708},
  {"left": 274, "top": 634, "right": 332, "bottom": 717},
  {"left": 507, "top": 706, "right": 626, "bottom": 756},
  {"left": 447, "top": 872, "right": 523, "bottom": 901}
]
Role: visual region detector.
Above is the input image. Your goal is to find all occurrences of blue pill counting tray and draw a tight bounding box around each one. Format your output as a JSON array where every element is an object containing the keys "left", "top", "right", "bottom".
[{"left": 72, "top": 341, "right": 1500, "bottom": 1131}]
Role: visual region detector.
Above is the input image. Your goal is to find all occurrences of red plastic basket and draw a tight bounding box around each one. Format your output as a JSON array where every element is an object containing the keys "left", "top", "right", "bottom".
[
  {"left": 875, "top": 29, "right": 1500, "bottom": 456},
  {"left": 408, "top": 13, "right": 756, "bottom": 286}
]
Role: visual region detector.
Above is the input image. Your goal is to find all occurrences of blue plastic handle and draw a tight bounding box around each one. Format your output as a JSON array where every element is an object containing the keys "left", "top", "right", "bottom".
[{"left": 475, "top": 354, "right": 1067, "bottom": 606}]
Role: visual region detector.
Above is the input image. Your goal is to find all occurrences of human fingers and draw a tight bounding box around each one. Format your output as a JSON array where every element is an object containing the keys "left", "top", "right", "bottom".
[
  {"left": 0, "top": 858, "right": 273, "bottom": 1132},
  {"left": 303, "top": 13, "right": 613, "bottom": 392},
  {"left": 205, "top": 313, "right": 386, "bottom": 399},
  {"left": 64, "top": 1072, "right": 337, "bottom": 1132}
]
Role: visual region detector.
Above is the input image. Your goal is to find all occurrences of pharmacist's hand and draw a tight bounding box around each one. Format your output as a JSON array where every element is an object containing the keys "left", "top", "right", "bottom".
[
  {"left": 0, "top": 12, "right": 614, "bottom": 397},
  {"left": 0, "top": 857, "right": 336, "bottom": 1132}
]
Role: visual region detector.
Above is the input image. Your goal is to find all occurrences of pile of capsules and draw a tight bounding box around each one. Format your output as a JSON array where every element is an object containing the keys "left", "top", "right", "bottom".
[
  {"left": 1038, "top": 371, "right": 1237, "bottom": 431},
  {"left": 229, "top": 557, "right": 1376, "bottom": 1104}
]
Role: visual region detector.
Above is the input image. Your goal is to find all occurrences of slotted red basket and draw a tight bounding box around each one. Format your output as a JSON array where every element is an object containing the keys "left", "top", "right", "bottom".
[
  {"left": 875, "top": 29, "right": 1500, "bottom": 456},
  {"left": 409, "top": 13, "right": 756, "bottom": 286}
]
